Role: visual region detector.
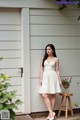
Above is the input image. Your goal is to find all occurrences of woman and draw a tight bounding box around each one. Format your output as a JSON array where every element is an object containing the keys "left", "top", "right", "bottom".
[{"left": 39, "top": 44, "right": 62, "bottom": 120}]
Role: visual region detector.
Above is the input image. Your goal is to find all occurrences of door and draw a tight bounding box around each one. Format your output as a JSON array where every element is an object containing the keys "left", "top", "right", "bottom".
[{"left": 0, "top": 8, "right": 22, "bottom": 112}]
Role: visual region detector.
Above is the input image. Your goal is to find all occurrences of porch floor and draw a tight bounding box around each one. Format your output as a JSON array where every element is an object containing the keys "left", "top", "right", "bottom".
[
  {"left": 15, "top": 112, "right": 80, "bottom": 120},
  {"left": 32, "top": 113, "right": 80, "bottom": 120}
]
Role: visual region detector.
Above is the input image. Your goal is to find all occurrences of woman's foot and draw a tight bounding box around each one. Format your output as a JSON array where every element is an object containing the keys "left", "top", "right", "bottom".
[
  {"left": 49, "top": 112, "right": 54, "bottom": 120},
  {"left": 49, "top": 116, "right": 54, "bottom": 120},
  {"left": 53, "top": 112, "right": 56, "bottom": 118},
  {"left": 47, "top": 115, "right": 50, "bottom": 120},
  {"left": 47, "top": 113, "right": 51, "bottom": 120}
]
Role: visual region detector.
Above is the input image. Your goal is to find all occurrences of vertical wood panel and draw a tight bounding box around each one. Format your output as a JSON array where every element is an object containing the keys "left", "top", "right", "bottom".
[{"left": 21, "top": 8, "right": 30, "bottom": 113}]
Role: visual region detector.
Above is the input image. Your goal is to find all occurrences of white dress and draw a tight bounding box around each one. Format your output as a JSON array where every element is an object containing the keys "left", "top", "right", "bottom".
[{"left": 39, "top": 59, "right": 61, "bottom": 94}]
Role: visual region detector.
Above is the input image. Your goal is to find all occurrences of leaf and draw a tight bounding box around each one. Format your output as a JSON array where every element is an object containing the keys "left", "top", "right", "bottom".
[
  {"left": 0, "top": 92, "right": 2, "bottom": 96},
  {"left": 2, "top": 91, "right": 17, "bottom": 101},
  {"left": 9, "top": 91, "right": 17, "bottom": 99},
  {"left": 0, "top": 103, "right": 3, "bottom": 110},
  {"left": 0, "top": 96, "right": 8, "bottom": 103},
  {"left": 0, "top": 73, "right": 10, "bottom": 80},
  {"left": 74, "top": 103, "right": 78, "bottom": 107},
  {"left": 2, "top": 103, "right": 9, "bottom": 110},
  {"left": 10, "top": 90, "right": 17, "bottom": 95},
  {"left": 59, "top": 4, "right": 67, "bottom": 10},
  {"left": 77, "top": 82, "right": 80, "bottom": 85},
  {"left": 4, "top": 82, "right": 11, "bottom": 88},
  {"left": 9, "top": 93, "right": 16, "bottom": 99},
  {"left": 7, "top": 103, "right": 18, "bottom": 109},
  {"left": 15, "top": 99, "right": 22, "bottom": 105},
  {"left": 0, "top": 84, "right": 4, "bottom": 90},
  {"left": 0, "top": 82, "right": 11, "bottom": 91},
  {"left": 78, "top": 16, "right": 80, "bottom": 20},
  {"left": 3, "top": 92, "right": 11, "bottom": 100},
  {"left": 0, "top": 57, "right": 3, "bottom": 60}
]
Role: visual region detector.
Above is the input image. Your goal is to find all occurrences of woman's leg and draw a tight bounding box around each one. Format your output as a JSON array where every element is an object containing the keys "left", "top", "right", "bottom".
[
  {"left": 42, "top": 93, "right": 53, "bottom": 114},
  {"left": 42, "top": 93, "right": 55, "bottom": 119},
  {"left": 51, "top": 94, "right": 56, "bottom": 111},
  {"left": 50, "top": 94, "right": 56, "bottom": 118}
]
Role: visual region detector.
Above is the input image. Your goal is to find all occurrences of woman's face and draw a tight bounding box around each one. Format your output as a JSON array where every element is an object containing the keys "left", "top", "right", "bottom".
[{"left": 46, "top": 46, "right": 53, "bottom": 56}]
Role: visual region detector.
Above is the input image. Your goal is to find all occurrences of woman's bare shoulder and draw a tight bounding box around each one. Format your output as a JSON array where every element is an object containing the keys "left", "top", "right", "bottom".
[
  {"left": 54, "top": 57, "right": 59, "bottom": 62},
  {"left": 40, "top": 57, "right": 44, "bottom": 62}
]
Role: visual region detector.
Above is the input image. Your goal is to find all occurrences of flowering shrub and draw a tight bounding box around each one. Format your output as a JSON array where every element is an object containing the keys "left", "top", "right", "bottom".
[
  {"left": 61, "top": 77, "right": 72, "bottom": 89},
  {"left": 0, "top": 57, "right": 22, "bottom": 120}
]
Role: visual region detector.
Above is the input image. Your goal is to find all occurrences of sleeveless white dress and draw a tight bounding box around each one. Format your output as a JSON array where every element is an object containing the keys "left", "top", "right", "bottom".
[{"left": 39, "top": 59, "right": 61, "bottom": 94}]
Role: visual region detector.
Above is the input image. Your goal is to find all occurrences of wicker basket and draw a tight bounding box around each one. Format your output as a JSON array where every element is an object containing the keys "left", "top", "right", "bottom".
[{"left": 63, "top": 84, "right": 69, "bottom": 89}]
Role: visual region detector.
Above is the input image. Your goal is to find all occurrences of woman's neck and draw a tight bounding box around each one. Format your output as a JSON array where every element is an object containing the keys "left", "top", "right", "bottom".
[{"left": 48, "top": 55, "right": 53, "bottom": 58}]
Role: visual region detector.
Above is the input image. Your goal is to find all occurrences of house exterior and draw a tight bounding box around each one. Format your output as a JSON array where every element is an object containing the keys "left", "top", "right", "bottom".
[{"left": 0, "top": 0, "right": 80, "bottom": 114}]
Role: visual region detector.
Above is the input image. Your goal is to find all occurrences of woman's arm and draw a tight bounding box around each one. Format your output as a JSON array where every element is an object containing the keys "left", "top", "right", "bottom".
[
  {"left": 55, "top": 58, "right": 61, "bottom": 84},
  {"left": 39, "top": 57, "right": 44, "bottom": 86}
]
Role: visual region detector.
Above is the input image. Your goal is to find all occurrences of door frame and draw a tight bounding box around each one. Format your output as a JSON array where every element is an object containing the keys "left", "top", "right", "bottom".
[{"left": 21, "top": 8, "right": 31, "bottom": 114}]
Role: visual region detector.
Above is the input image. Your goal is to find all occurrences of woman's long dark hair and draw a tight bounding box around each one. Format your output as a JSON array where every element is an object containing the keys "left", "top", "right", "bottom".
[{"left": 42, "top": 44, "right": 57, "bottom": 67}]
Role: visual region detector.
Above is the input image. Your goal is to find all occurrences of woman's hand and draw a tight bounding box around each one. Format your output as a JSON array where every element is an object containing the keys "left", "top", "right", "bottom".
[
  {"left": 59, "top": 81, "right": 62, "bottom": 88},
  {"left": 40, "top": 80, "right": 42, "bottom": 86}
]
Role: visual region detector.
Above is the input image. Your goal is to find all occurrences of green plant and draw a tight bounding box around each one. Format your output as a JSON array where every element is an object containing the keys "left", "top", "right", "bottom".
[
  {"left": 0, "top": 57, "right": 22, "bottom": 120},
  {"left": 61, "top": 77, "right": 72, "bottom": 89},
  {"left": 74, "top": 82, "right": 80, "bottom": 108}
]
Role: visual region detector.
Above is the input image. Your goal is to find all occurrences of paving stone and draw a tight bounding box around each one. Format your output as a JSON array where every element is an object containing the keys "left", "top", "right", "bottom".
[{"left": 16, "top": 115, "right": 33, "bottom": 120}]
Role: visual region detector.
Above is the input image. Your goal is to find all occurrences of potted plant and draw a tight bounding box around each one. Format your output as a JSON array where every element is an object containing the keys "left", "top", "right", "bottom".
[
  {"left": 0, "top": 57, "right": 22, "bottom": 120},
  {"left": 61, "top": 77, "right": 72, "bottom": 89}
]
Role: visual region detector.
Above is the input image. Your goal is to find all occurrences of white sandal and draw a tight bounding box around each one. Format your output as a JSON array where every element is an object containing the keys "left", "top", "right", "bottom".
[
  {"left": 47, "top": 116, "right": 50, "bottom": 120},
  {"left": 49, "top": 116, "right": 54, "bottom": 120},
  {"left": 49, "top": 112, "right": 54, "bottom": 120},
  {"left": 53, "top": 112, "right": 56, "bottom": 119}
]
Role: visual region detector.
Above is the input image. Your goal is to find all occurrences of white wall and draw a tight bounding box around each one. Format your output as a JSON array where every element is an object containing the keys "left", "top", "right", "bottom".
[{"left": 30, "top": 9, "right": 80, "bottom": 112}]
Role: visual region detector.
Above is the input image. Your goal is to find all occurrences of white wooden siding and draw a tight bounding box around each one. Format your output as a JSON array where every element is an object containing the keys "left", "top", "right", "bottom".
[
  {"left": 0, "top": 51, "right": 21, "bottom": 58},
  {"left": 0, "top": 8, "right": 22, "bottom": 112},
  {"left": 30, "top": 16, "right": 80, "bottom": 25},
  {"left": 0, "top": 32, "right": 20, "bottom": 40},
  {"left": 0, "top": 0, "right": 59, "bottom": 8},
  {"left": 31, "top": 37, "right": 80, "bottom": 49},
  {"left": 30, "top": 25, "right": 80, "bottom": 36},
  {"left": 0, "top": 8, "right": 20, "bottom": 24},
  {"left": 30, "top": 9, "right": 80, "bottom": 16},
  {"left": 30, "top": 9, "right": 80, "bottom": 112}
]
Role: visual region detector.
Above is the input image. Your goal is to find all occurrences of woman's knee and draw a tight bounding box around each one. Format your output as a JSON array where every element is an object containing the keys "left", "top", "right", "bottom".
[
  {"left": 51, "top": 94, "right": 56, "bottom": 98},
  {"left": 42, "top": 93, "right": 48, "bottom": 98}
]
